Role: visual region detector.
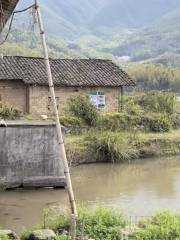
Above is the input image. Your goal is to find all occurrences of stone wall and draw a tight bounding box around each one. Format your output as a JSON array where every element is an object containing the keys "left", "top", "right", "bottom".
[
  {"left": 29, "top": 85, "right": 120, "bottom": 115},
  {"left": 0, "top": 122, "right": 65, "bottom": 188},
  {"left": 0, "top": 80, "right": 27, "bottom": 112}
]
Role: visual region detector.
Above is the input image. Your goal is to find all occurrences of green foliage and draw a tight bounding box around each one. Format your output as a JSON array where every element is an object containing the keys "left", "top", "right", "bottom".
[
  {"left": 131, "top": 91, "right": 175, "bottom": 115},
  {"left": 0, "top": 102, "right": 21, "bottom": 120},
  {"left": 43, "top": 207, "right": 126, "bottom": 240},
  {"left": 97, "top": 92, "right": 176, "bottom": 133},
  {"left": 55, "top": 236, "right": 70, "bottom": 240},
  {"left": 43, "top": 215, "right": 70, "bottom": 232},
  {"left": 20, "top": 207, "right": 180, "bottom": 240},
  {"left": 125, "top": 102, "right": 142, "bottom": 115},
  {"left": 132, "top": 211, "right": 180, "bottom": 240},
  {"left": 68, "top": 96, "right": 99, "bottom": 126},
  {"left": 141, "top": 113, "right": 172, "bottom": 132},
  {"left": 0, "top": 235, "right": 10, "bottom": 240},
  {"left": 86, "top": 131, "right": 139, "bottom": 163},
  {"left": 99, "top": 112, "right": 141, "bottom": 131},
  {"left": 77, "top": 207, "right": 126, "bottom": 240},
  {"left": 99, "top": 113, "right": 172, "bottom": 133},
  {"left": 60, "top": 115, "right": 83, "bottom": 127}
]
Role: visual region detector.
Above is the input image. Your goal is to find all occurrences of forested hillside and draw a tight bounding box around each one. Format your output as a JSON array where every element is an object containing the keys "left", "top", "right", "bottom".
[{"left": 0, "top": 0, "right": 180, "bottom": 91}]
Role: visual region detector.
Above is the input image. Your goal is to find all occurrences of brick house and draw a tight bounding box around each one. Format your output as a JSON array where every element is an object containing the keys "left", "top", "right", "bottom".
[{"left": 0, "top": 56, "right": 135, "bottom": 115}]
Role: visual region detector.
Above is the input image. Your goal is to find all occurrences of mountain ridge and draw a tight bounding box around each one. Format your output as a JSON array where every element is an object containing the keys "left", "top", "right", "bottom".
[{"left": 1, "top": 0, "right": 180, "bottom": 67}]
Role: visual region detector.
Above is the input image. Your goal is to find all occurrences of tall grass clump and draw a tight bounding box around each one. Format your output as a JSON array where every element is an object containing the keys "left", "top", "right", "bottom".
[
  {"left": 0, "top": 102, "right": 21, "bottom": 120},
  {"left": 68, "top": 96, "right": 99, "bottom": 126},
  {"left": 132, "top": 211, "right": 180, "bottom": 240},
  {"left": 86, "top": 131, "right": 139, "bottom": 163}
]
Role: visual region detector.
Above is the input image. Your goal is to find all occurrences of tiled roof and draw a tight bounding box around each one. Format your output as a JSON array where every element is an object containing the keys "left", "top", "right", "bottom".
[
  {"left": 0, "top": 0, "right": 19, "bottom": 32},
  {"left": 0, "top": 56, "right": 135, "bottom": 87}
]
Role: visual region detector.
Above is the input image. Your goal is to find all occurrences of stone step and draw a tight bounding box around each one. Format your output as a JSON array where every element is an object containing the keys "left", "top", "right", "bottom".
[{"left": 23, "top": 176, "right": 66, "bottom": 188}]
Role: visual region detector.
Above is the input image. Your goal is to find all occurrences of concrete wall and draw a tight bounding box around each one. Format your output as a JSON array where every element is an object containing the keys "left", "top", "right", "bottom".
[
  {"left": 29, "top": 86, "right": 120, "bottom": 115},
  {"left": 0, "top": 122, "right": 65, "bottom": 187},
  {"left": 0, "top": 80, "right": 27, "bottom": 112}
]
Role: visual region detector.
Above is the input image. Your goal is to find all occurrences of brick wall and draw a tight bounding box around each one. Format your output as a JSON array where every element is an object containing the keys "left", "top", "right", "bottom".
[
  {"left": 29, "top": 85, "right": 121, "bottom": 115},
  {"left": 0, "top": 80, "right": 27, "bottom": 112}
]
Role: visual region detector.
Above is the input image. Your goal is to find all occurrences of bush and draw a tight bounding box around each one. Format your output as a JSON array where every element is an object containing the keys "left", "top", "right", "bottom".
[
  {"left": 68, "top": 96, "right": 99, "bottom": 126},
  {"left": 0, "top": 102, "right": 21, "bottom": 120},
  {"left": 132, "top": 212, "right": 180, "bottom": 240},
  {"left": 86, "top": 131, "right": 139, "bottom": 163}
]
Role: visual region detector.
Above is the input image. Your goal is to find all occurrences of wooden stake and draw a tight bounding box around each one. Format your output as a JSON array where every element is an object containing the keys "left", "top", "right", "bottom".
[{"left": 34, "top": 0, "right": 77, "bottom": 217}]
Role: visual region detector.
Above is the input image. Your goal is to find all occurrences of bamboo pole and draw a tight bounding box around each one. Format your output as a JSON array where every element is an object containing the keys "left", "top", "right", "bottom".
[{"left": 34, "top": 0, "right": 77, "bottom": 217}]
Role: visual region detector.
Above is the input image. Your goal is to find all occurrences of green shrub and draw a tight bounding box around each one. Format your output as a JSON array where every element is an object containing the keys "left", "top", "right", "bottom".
[
  {"left": 141, "top": 113, "right": 172, "bottom": 132},
  {"left": 0, "top": 102, "right": 21, "bottom": 120},
  {"left": 131, "top": 91, "right": 175, "bottom": 115},
  {"left": 60, "top": 115, "right": 83, "bottom": 127},
  {"left": 86, "top": 131, "right": 139, "bottom": 163},
  {"left": 99, "top": 112, "right": 172, "bottom": 133},
  {"left": 68, "top": 96, "right": 99, "bottom": 126},
  {"left": 77, "top": 207, "right": 126, "bottom": 240},
  {"left": 132, "top": 211, "right": 180, "bottom": 240},
  {"left": 98, "top": 112, "right": 141, "bottom": 131}
]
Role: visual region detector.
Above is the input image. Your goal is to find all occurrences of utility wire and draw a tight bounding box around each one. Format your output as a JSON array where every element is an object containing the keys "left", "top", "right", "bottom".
[{"left": 0, "top": 4, "right": 35, "bottom": 46}]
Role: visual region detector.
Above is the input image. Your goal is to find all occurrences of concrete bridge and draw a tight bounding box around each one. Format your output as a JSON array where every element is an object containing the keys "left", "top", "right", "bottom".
[{"left": 0, "top": 121, "right": 66, "bottom": 189}]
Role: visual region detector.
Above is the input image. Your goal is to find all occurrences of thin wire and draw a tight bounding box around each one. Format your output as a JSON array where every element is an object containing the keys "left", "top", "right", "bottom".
[{"left": 0, "top": 4, "right": 35, "bottom": 46}]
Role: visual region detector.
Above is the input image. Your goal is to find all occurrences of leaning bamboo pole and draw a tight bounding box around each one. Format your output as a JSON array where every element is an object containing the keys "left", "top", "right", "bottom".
[{"left": 34, "top": 0, "right": 78, "bottom": 217}]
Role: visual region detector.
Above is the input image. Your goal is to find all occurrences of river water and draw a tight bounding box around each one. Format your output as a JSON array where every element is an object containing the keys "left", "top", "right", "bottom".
[{"left": 0, "top": 156, "right": 180, "bottom": 233}]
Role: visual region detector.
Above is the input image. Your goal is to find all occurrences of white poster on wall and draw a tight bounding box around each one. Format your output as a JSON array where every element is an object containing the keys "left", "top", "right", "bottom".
[{"left": 90, "top": 91, "right": 106, "bottom": 109}]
